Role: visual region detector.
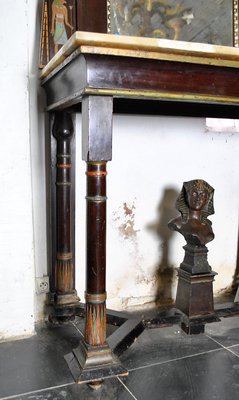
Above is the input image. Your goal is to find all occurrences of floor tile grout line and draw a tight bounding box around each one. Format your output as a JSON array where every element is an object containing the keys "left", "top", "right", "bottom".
[
  {"left": 227, "top": 343, "right": 239, "bottom": 349},
  {"left": 226, "top": 348, "right": 239, "bottom": 358},
  {"left": 117, "top": 377, "right": 138, "bottom": 400},
  {"left": 206, "top": 332, "right": 239, "bottom": 350},
  {"left": 127, "top": 347, "right": 224, "bottom": 373},
  {"left": 206, "top": 334, "right": 239, "bottom": 358},
  {"left": 70, "top": 321, "right": 84, "bottom": 337},
  {"left": 205, "top": 334, "right": 226, "bottom": 349},
  {"left": 0, "top": 382, "right": 75, "bottom": 400}
]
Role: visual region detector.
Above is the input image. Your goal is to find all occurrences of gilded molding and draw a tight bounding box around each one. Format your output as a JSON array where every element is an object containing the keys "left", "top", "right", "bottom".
[
  {"left": 57, "top": 154, "right": 71, "bottom": 158},
  {"left": 39, "top": 0, "right": 49, "bottom": 68},
  {"left": 234, "top": 0, "right": 239, "bottom": 47},
  {"left": 85, "top": 196, "right": 108, "bottom": 202},
  {"left": 57, "top": 252, "right": 73, "bottom": 261},
  {"left": 86, "top": 170, "right": 107, "bottom": 177},
  {"left": 85, "top": 292, "right": 107, "bottom": 303},
  {"left": 85, "top": 87, "right": 239, "bottom": 105},
  {"left": 107, "top": 0, "right": 111, "bottom": 33},
  {"left": 87, "top": 161, "right": 106, "bottom": 166},
  {"left": 57, "top": 163, "right": 72, "bottom": 168}
]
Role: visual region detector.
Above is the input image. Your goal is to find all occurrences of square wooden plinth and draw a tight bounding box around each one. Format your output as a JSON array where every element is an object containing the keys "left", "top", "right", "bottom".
[{"left": 176, "top": 269, "right": 219, "bottom": 334}]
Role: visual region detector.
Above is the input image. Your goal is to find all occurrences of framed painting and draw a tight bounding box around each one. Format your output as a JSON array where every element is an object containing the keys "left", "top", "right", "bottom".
[
  {"left": 39, "top": 0, "right": 77, "bottom": 68},
  {"left": 39, "top": 0, "right": 107, "bottom": 67},
  {"left": 108, "top": 0, "right": 236, "bottom": 46},
  {"left": 39, "top": 0, "right": 238, "bottom": 68}
]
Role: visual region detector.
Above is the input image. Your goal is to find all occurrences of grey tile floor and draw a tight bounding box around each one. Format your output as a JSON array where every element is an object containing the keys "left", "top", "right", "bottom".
[{"left": 1, "top": 314, "right": 239, "bottom": 400}]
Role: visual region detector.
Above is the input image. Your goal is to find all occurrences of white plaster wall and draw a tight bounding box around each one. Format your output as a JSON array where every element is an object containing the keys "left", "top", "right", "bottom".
[
  {"left": 75, "top": 115, "right": 239, "bottom": 310},
  {"left": 28, "top": 0, "right": 48, "bottom": 321},
  {"left": 0, "top": 0, "right": 35, "bottom": 340}
]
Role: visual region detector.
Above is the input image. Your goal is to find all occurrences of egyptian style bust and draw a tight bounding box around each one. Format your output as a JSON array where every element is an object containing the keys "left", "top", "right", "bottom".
[
  {"left": 168, "top": 179, "right": 214, "bottom": 246},
  {"left": 169, "top": 180, "right": 217, "bottom": 332}
]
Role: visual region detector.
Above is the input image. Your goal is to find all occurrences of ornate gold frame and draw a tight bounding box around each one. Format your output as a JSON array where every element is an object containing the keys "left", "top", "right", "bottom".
[
  {"left": 107, "top": 0, "right": 239, "bottom": 47},
  {"left": 234, "top": 0, "right": 239, "bottom": 46},
  {"left": 107, "top": 0, "right": 111, "bottom": 33}
]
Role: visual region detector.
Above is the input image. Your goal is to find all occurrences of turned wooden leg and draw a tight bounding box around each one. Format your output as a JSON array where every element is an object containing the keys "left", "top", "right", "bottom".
[
  {"left": 85, "top": 161, "right": 107, "bottom": 346},
  {"left": 50, "top": 112, "right": 79, "bottom": 321},
  {"left": 65, "top": 96, "right": 127, "bottom": 383}
]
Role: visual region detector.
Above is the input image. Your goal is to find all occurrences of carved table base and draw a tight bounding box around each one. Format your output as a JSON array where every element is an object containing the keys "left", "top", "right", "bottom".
[{"left": 65, "top": 339, "right": 128, "bottom": 384}]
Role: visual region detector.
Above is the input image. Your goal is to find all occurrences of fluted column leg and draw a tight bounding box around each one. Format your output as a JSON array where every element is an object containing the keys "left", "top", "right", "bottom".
[{"left": 65, "top": 96, "right": 127, "bottom": 383}]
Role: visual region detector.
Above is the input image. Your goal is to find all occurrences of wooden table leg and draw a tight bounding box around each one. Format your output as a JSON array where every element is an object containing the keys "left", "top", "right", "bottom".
[
  {"left": 85, "top": 161, "right": 107, "bottom": 346},
  {"left": 65, "top": 96, "right": 127, "bottom": 383},
  {"left": 49, "top": 112, "right": 80, "bottom": 321}
]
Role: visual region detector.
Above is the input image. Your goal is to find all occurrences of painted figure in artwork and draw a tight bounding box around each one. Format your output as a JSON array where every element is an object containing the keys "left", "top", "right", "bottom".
[
  {"left": 111, "top": 0, "right": 193, "bottom": 40},
  {"left": 51, "top": 0, "right": 73, "bottom": 54},
  {"left": 168, "top": 179, "right": 215, "bottom": 246}
]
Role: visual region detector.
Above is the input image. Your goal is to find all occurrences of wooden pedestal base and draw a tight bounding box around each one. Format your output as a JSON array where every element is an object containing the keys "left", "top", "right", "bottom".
[
  {"left": 176, "top": 269, "right": 219, "bottom": 334},
  {"left": 65, "top": 339, "right": 128, "bottom": 384},
  {"left": 48, "top": 290, "right": 80, "bottom": 323}
]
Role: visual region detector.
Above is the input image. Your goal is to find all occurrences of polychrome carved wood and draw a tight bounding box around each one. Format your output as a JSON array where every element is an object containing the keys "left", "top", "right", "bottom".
[
  {"left": 40, "top": 1, "right": 238, "bottom": 68},
  {"left": 40, "top": 0, "right": 238, "bottom": 43},
  {"left": 85, "top": 293, "right": 107, "bottom": 346},
  {"left": 39, "top": 0, "right": 107, "bottom": 68},
  {"left": 109, "top": 0, "right": 234, "bottom": 46},
  {"left": 39, "top": 0, "right": 77, "bottom": 67}
]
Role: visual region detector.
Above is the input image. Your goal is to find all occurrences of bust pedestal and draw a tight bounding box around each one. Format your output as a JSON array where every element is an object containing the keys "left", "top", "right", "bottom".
[{"left": 176, "top": 244, "right": 219, "bottom": 334}]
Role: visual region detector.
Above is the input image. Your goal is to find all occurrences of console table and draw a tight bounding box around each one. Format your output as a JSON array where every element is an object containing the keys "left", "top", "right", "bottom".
[{"left": 40, "top": 32, "right": 239, "bottom": 384}]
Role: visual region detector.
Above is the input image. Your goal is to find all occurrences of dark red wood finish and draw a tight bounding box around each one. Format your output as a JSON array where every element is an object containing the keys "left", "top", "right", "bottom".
[
  {"left": 82, "top": 96, "right": 113, "bottom": 346},
  {"left": 84, "top": 162, "right": 107, "bottom": 345},
  {"left": 52, "top": 112, "right": 79, "bottom": 307},
  {"left": 76, "top": 0, "right": 107, "bottom": 33},
  {"left": 43, "top": 53, "right": 239, "bottom": 110},
  {"left": 86, "top": 55, "right": 239, "bottom": 96},
  {"left": 86, "top": 162, "right": 107, "bottom": 294}
]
